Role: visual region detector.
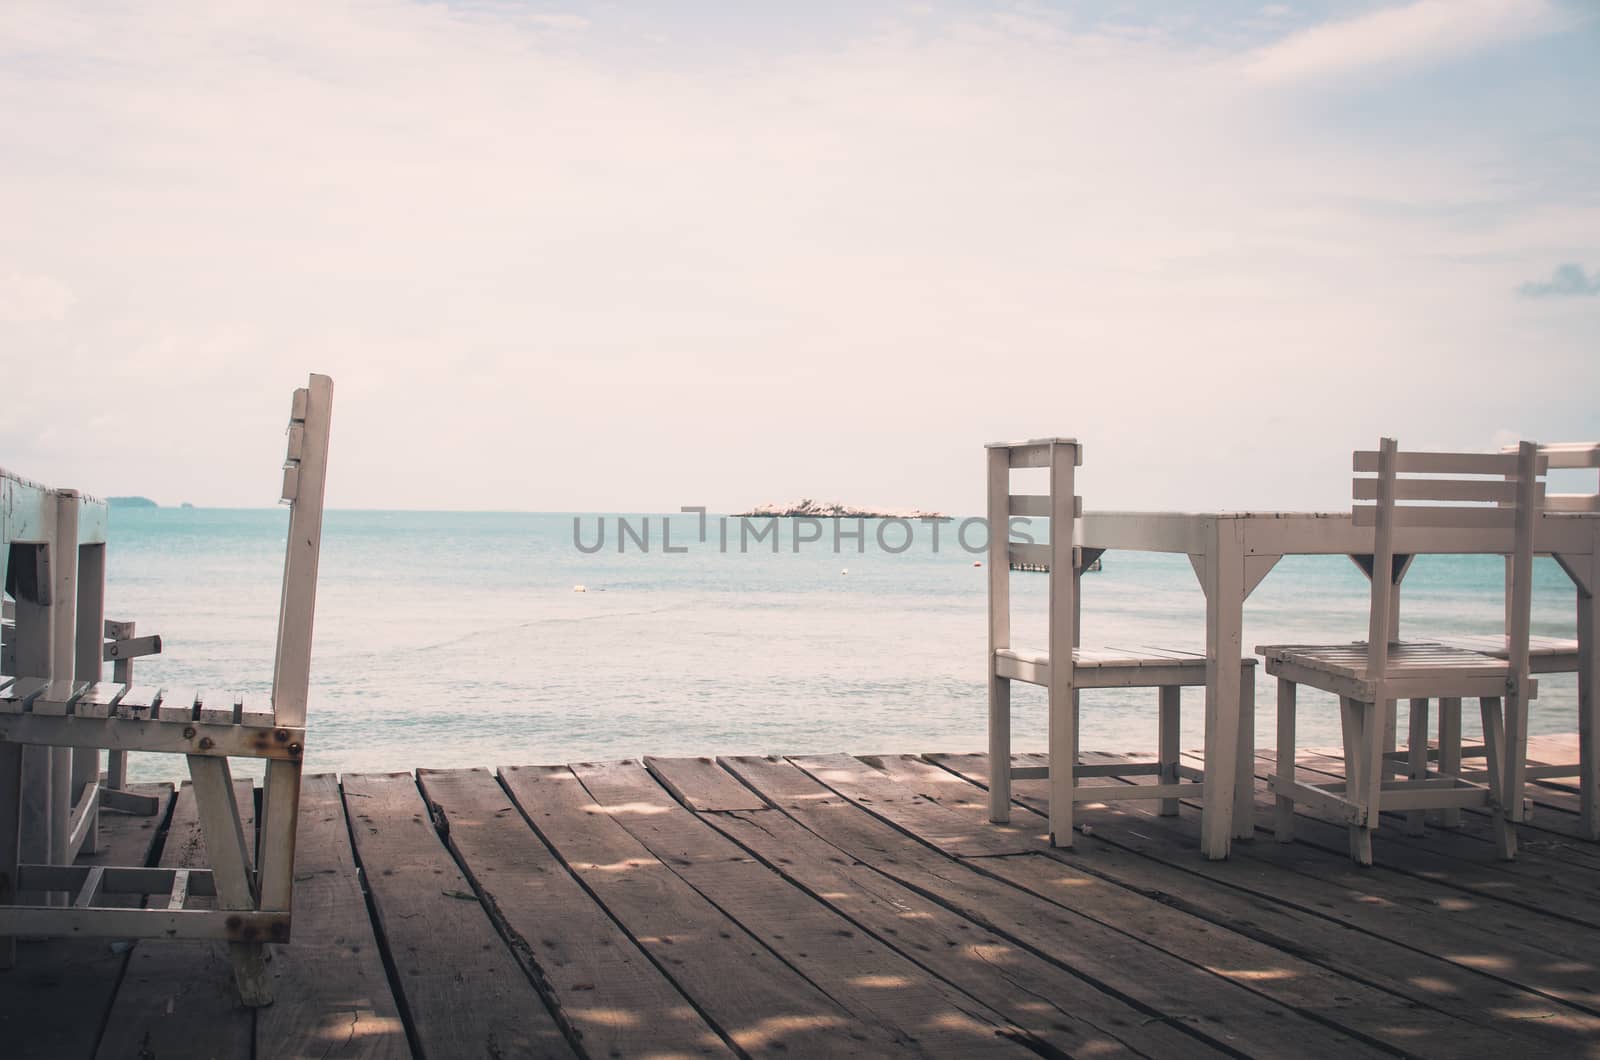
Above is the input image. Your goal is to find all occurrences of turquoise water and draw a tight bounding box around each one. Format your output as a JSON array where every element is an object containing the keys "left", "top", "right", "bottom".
[{"left": 98, "top": 509, "right": 1583, "bottom": 781}]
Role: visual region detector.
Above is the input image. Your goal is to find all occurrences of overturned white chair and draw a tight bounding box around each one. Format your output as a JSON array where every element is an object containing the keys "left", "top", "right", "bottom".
[
  {"left": 0, "top": 374, "right": 333, "bottom": 1005},
  {"left": 1260, "top": 439, "right": 1544, "bottom": 864},
  {"left": 985, "top": 438, "right": 1257, "bottom": 853}
]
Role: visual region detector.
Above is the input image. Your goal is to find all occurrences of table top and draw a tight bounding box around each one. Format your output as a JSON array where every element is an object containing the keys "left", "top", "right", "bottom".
[
  {"left": 1077, "top": 509, "right": 1598, "bottom": 558},
  {"left": 0, "top": 470, "right": 109, "bottom": 548}
]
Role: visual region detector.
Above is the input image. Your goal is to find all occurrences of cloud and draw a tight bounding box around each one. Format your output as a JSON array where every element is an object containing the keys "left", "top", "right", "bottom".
[
  {"left": 1489, "top": 427, "right": 1523, "bottom": 451},
  {"left": 0, "top": 2, "right": 1594, "bottom": 512},
  {"left": 1249, "top": 0, "right": 1565, "bottom": 81},
  {"left": 1518, "top": 263, "right": 1600, "bottom": 298},
  {"left": 0, "top": 270, "right": 73, "bottom": 323}
]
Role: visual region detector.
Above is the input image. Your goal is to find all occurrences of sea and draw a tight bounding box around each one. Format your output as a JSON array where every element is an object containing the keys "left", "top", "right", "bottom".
[{"left": 100, "top": 507, "right": 1584, "bottom": 782}]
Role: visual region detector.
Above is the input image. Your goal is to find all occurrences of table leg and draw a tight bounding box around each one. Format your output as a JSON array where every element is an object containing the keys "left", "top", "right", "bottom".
[
  {"left": 1580, "top": 563, "right": 1598, "bottom": 840},
  {"left": 1554, "top": 540, "right": 1599, "bottom": 842},
  {"left": 0, "top": 741, "right": 20, "bottom": 968},
  {"left": 1233, "top": 662, "right": 1256, "bottom": 840},
  {"left": 13, "top": 589, "right": 52, "bottom": 906},
  {"left": 988, "top": 673, "right": 1011, "bottom": 823},
  {"left": 1201, "top": 519, "right": 1244, "bottom": 860},
  {"left": 73, "top": 542, "right": 106, "bottom": 855},
  {"left": 47, "top": 495, "right": 79, "bottom": 897},
  {"left": 1438, "top": 697, "right": 1462, "bottom": 828},
  {"left": 1158, "top": 685, "right": 1180, "bottom": 816},
  {"left": 1407, "top": 698, "right": 1429, "bottom": 836}
]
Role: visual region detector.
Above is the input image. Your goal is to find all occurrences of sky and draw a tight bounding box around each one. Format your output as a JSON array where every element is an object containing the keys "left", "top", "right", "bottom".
[{"left": 2, "top": 0, "right": 1596, "bottom": 513}]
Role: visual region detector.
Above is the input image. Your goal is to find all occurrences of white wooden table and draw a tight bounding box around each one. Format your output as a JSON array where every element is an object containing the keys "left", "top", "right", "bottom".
[{"left": 1076, "top": 510, "right": 1600, "bottom": 859}]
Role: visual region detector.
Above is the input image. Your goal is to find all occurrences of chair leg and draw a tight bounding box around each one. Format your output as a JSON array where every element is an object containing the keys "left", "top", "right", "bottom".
[
  {"left": 71, "top": 749, "right": 99, "bottom": 856},
  {"left": 1049, "top": 685, "right": 1075, "bottom": 848},
  {"left": 1348, "top": 697, "right": 1383, "bottom": 867},
  {"left": 1233, "top": 663, "right": 1256, "bottom": 840},
  {"left": 1158, "top": 686, "right": 1180, "bottom": 817},
  {"left": 1505, "top": 684, "right": 1530, "bottom": 825},
  {"left": 187, "top": 755, "right": 272, "bottom": 1007},
  {"left": 1438, "top": 697, "right": 1462, "bottom": 828},
  {"left": 988, "top": 673, "right": 1011, "bottom": 824},
  {"left": 257, "top": 759, "right": 302, "bottom": 918},
  {"left": 0, "top": 741, "right": 22, "bottom": 969},
  {"left": 1364, "top": 700, "right": 1389, "bottom": 865},
  {"left": 1338, "top": 696, "right": 1362, "bottom": 858},
  {"left": 108, "top": 749, "right": 128, "bottom": 793},
  {"left": 1579, "top": 586, "right": 1598, "bottom": 840},
  {"left": 1274, "top": 679, "right": 1296, "bottom": 842},
  {"left": 1478, "top": 697, "right": 1517, "bottom": 861},
  {"left": 1406, "top": 698, "right": 1429, "bottom": 837},
  {"left": 1347, "top": 711, "right": 1373, "bottom": 866}
]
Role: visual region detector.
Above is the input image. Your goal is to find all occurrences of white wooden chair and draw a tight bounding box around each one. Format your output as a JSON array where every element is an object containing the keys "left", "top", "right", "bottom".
[
  {"left": 985, "top": 438, "right": 1257, "bottom": 848},
  {"left": 1, "top": 605, "right": 166, "bottom": 827},
  {"left": 1259, "top": 439, "right": 1545, "bottom": 864},
  {"left": 0, "top": 374, "right": 332, "bottom": 1005},
  {"left": 1, "top": 477, "right": 117, "bottom": 910},
  {"left": 1426, "top": 440, "right": 1599, "bottom": 837}
]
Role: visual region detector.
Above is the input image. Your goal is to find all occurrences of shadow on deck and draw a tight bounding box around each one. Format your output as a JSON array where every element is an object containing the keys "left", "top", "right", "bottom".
[{"left": 4, "top": 733, "right": 1598, "bottom": 1058}]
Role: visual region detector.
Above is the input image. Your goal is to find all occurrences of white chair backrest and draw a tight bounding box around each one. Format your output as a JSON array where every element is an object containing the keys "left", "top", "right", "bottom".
[
  {"left": 1503, "top": 441, "right": 1599, "bottom": 513},
  {"left": 985, "top": 438, "right": 1081, "bottom": 666},
  {"left": 270, "top": 374, "right": 333, "bottom": 728},
  {"left": 1353, "top": 439, "right": 1545, "bottom": 683}
]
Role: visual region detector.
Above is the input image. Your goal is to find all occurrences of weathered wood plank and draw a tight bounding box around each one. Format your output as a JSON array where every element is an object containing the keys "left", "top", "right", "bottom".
[
  {"left": 256, "top": 774, "right": 409, "bottom": 1060},
  {"left": 342, "top": 772, "right": 573, "bottom": 1060},
  {"left": 862, "top": 752, "right": 1569, "bottom": 1056},
  {"left": 654, "top": 756, "right": 1212, "bottom": 1059},
  {"left": 571, "top": 759, "right": 1030, "bottom": 1057},
  {"left": 96, "top": 779, "right": 257, "bottom": 1060},
  {"left": 644, "top": 756, "right": 767, "bottom": 812},
  {"left": 907, "top": 753, "right": 1600, "bottom": 1054},
  {"left": 0, "top": 784, "right": 172, "bottom": 1059},
  {"left": 733, "top": 755, "right": 1389, "bottom": 1059},
  {"left": 498, "top": 763, "right": 909, "bottom": 1057},
  {"left": 788, "top": 753, "right": 1038, "bottom": 857},
  {"left": 416, "top": 767, "right": 731, "bottom": 1059},
  {"left": 942, "top": 752, "right": 1600, "bottom": 1017}
]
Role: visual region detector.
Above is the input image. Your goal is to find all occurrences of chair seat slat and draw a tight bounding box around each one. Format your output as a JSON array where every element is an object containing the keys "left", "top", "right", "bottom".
[
  {"left": 198, "top": 691, "right": 242, "bottom": 727},
  {"left": 114, "top": 685, "right": 164, "bottom": 718},
  {"left": 76, "top": 682, "right": 128, "bottom": 719},
  {"left": 158, "top": 689, "right": 200, "bottom": 723},
  {"left": 0, "top": 677, "right": 48, "bottom": 713},
  {"left": 238, "top": 694, "right": 275, "bottom": 728}
]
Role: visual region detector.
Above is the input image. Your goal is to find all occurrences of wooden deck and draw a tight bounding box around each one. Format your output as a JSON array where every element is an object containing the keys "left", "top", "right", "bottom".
[{"left": 4, "top": 732, "right": 1599, "bottom": 1058}]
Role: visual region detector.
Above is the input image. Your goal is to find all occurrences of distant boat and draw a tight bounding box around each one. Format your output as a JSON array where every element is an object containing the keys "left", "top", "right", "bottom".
[{"left": 734, "top": 498, "right": 947, "bottom": 519}]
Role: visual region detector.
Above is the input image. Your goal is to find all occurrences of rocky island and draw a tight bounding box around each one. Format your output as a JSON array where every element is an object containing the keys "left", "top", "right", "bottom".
[{"left": 735, "top": 498, "right": 948, "bottom": 519}]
